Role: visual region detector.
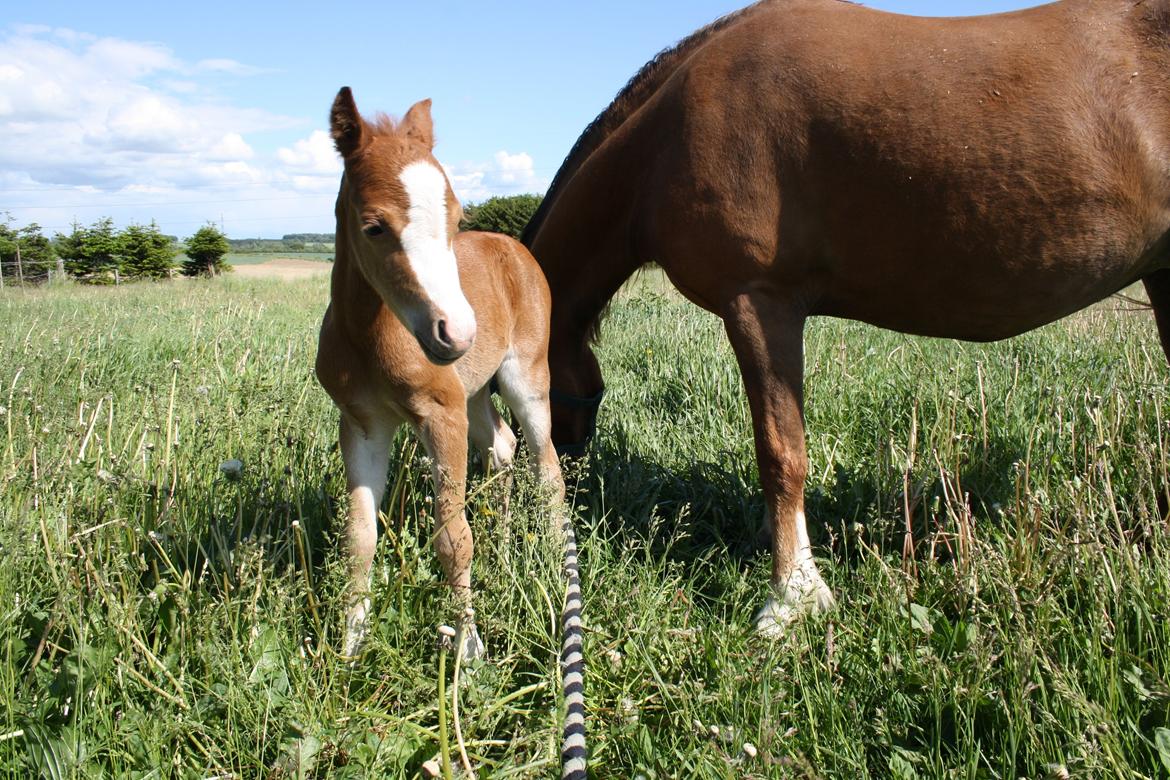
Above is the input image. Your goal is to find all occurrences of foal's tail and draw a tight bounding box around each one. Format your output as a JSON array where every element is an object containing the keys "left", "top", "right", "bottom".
[{"left": 560, "top": 511, "right": 587, "bottom": 780}]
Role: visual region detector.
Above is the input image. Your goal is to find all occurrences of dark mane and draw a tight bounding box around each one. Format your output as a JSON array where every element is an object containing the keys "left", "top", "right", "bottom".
[{"left": 520, "top": 3, "right": 760, "bottom": 248}]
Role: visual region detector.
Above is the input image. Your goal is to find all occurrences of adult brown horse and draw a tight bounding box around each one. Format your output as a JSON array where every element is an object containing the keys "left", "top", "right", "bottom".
[{"left": 522, "top": 0, "right": 1170, "bottom": 635}]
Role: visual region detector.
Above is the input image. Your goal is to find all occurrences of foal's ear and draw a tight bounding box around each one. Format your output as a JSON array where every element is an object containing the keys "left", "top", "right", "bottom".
[
  {"left": 330, "top": 87, "right": 365, "bottom": 158},
  {"left": 400, "top": 99, "right": 434, "bottom": 149}
]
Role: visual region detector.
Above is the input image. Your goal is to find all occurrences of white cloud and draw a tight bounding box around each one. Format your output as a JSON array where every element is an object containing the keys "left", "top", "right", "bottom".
[
  {"left": 0, "top": 25, "right": 327, "bottom": 237},
  {"left": 277, "top": 130, "right": 341, "bottom": 174},
  {"left": 0, "top": 28, "right": 294, "bottom": 168},
  {"left": 445, "top": 149, "right": 547, "bottom": 204},
  {"left": 195, "top": 57, "right": 271, "bottom": 76},
  {"left": 493, "top": 150, "right": 535, "bottom": 180},
  {"left": 85, "top": 37, "right": 177, "bottom": 78},
  {"left": 160, "top": 79, "right": 200, "bottom": 94},
  {"left": 0, "top": 25, "right": 546, "bottom": 240},
  {"left": 209, "top": 133, "right": 254, "bottom": 161}
]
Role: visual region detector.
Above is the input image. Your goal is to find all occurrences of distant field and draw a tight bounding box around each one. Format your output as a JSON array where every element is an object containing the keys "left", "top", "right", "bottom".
[
  {"left": 231, "top": 258, "right": 332, "bottom": 282},
  {"left": 223, "top": 251, "right": 333, "bottom": 266},
  {"left": 1, "top": 276, "right": 1167, "bottom": 777}
]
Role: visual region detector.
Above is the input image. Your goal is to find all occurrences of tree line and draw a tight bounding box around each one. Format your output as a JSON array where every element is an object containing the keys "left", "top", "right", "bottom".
[
  {"left": 0, "top": 194, "right": 543, "bottom": 286},
  {"left": 0, "top": 218, "right": 231, "bottom": 284},
  {"left": 228, "top": 234, "right": 334, "bottom": 253},
  {"left": 222, "top": 195, "right": 544, "bottom": 248}
]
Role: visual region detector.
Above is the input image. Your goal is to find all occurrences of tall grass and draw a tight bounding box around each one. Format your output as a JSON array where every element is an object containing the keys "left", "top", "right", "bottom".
[{"left": 1, "top": 275, "right": 1167, "bottom": 778}]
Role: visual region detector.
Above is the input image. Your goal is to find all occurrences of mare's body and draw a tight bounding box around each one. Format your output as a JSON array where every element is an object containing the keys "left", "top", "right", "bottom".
[{"left": 522, "top": 0, "right": 1170, "bottom": 630}]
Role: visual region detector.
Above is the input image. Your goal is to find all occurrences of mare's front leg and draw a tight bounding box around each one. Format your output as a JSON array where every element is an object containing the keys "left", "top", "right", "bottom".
[
  {"left": 339, "top": 410, "right": 398, "bottom": 657},
  {"left": 1145, "top": 269, "right": 1170, "bottom": 366},
  {"left": 722, "top": 292, "right": 834, "bottom": 635},
  {"left": 418, "top": 394, "right": 483, "bottom": 659}
]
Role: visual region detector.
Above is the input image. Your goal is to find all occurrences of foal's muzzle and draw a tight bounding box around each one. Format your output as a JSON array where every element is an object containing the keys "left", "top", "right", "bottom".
[{"left": 415, "top": 318, "right": 475, "bottom": 365}]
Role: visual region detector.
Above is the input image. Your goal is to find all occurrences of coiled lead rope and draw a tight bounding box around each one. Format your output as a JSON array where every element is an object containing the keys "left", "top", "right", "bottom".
[{"left": 560, "top": 513, "right": 587, "bottom": 779}]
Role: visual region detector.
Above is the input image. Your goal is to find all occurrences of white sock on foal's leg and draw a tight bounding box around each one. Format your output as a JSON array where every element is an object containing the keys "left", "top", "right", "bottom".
[{"left": 339, "top": 414, "right": 394, "bottom": 657}]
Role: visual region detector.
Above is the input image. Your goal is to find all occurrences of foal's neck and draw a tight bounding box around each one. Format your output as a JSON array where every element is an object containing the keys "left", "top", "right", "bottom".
[{"left": 329, "top": 216, "right": 388, "bottom": 335}]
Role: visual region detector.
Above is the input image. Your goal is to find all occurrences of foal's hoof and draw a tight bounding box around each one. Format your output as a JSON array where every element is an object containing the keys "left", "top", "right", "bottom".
[
  {"left": 456, "top": 621, "right": 485, "bottom": 661},
  {"left": 754, "top": 579, "right": 836, "bottom": 638},
  {"left": 341, "top": 598, "right": 372, "bottom": 658}
]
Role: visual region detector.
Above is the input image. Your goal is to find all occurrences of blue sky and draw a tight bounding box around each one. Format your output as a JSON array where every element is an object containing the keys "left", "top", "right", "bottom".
[{"left": 2, "top": 0, "right": 1036, "bottom": 239}]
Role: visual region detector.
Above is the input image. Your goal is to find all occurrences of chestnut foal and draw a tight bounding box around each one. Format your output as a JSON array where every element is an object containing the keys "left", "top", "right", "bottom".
[{"left": 315, "top": 88, "right": 564, "bottom": 657}]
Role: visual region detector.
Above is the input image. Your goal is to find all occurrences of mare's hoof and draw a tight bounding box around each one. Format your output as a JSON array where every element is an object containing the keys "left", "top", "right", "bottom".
[{"left": 754, "top": 579, "right": 836, "bottom": 638}]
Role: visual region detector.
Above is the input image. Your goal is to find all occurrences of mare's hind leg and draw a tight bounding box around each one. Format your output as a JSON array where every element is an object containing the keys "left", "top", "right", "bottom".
[
  {"left": 496, "top": 352, "right": 566, "bottom": 507},
  {"left": 339, "top": 410, "right": 398, "bottom": 657},
  {"left": 722, "top": 292, "right": 834, "bottom": 636},
  {"left": 1144, "top": 269, "right": 1170, "bottom": 365}
]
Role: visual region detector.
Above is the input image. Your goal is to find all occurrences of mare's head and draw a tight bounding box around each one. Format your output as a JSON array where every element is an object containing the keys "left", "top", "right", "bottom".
[{"left": 330, "top": 87, "right": 475, "bottom": 365}]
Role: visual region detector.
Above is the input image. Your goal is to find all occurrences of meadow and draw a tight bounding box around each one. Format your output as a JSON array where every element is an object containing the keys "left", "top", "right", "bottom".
[{"left": 0, "top": 273, "right": 1167, "bottom": 778}]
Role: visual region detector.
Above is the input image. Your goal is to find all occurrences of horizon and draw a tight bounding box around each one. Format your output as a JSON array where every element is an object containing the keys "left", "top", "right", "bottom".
[{"left": 2, "top": 0, "right": 1038, "bottom": 240}]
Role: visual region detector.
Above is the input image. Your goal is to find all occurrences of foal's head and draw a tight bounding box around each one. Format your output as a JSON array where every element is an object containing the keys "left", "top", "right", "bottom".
[{"left": 330, "top": 87, "right": 475, "bottom": 364}]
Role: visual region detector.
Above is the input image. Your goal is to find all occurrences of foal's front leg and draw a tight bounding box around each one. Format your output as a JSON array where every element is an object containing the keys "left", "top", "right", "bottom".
[
  {"left": 418, "top": 402, "right": 484, "bottom": 659},
  {"left": 722, "top": 292, "right": 834, "bottom": 635},
  {"left": 339, "top": 411, "right": 397, "bottom": 657}
]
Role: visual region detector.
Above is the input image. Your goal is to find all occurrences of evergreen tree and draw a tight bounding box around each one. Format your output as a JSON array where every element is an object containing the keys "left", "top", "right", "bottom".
[
  {"left": 120, "top": 221, "right": 176, "bottom": 280},
  {"left": 0, "top": 219, "right": 57, "bottom": 284},
  {"left": 56, "top": 218, "right": 121, "bottom": 283},
  {"left": 54, "top": 221, "right": 87, "bottom": 276},
  {"left": 0, "top": 220, "right": 16, "bottom": 282},
  {"left": 182, "top": 224, "right": 231, "bottom": 277},
  {"left": 16, "top": 224, "right": 56, "bottom": 283},
  {"left": 84, "top": 218, "right": 121, "bottom": 282}
]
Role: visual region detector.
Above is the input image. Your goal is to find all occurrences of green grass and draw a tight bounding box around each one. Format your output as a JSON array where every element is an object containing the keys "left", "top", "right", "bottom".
[{"left": 1, "top": 274, "right": 1168, "bottom": 778}]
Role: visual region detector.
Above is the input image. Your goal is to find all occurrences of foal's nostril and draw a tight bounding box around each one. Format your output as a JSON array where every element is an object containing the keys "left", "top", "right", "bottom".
[{"left": 434, "top": 319, "right": 453, "bottom": 349}]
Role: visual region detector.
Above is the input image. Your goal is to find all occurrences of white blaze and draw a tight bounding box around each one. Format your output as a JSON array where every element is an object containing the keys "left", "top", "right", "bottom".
[{"left": 398, "top": 160, "right": 475, "bottom": 341}]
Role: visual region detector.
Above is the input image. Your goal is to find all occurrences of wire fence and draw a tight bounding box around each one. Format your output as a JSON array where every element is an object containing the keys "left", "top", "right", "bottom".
[
  {"left": 0, "top": 259, "right": 201, "bottom": 287},
  {"left": 1, "top": 258, "right": 71, "bottom": 287}
]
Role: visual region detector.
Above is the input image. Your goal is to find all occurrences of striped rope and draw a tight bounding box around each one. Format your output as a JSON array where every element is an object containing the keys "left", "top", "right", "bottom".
[{"left": 560, "top": 513, "right": 587, "bottom": 780}]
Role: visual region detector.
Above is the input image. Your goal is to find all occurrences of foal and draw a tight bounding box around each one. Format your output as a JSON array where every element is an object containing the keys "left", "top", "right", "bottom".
[{"left": 315, "top": 87, "right": 564, "bottom": 657}]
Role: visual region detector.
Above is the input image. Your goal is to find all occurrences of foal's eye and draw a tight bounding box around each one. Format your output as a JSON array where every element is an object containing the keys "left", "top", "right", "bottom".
[{"left": 362, "top": 223, "right": 385, "bottom": 237}]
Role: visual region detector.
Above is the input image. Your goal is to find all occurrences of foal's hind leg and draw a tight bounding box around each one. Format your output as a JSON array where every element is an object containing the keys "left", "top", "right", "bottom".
[
  {"left": 496, "top": 352, "right": 566, "bottom": 507},
  {"left": 722, "top": 292, "right": 834, "bottom": 636},
  {"left": 339, "top": 410, "right": 398, "bottom": 657},
  {"left": 468, "top": 386, "right": 518, "bottom": 548},
  {"left": 468, "top": 386, "right": 517, "bottom": 472},
  {"left": 1145, "top": 269, "right": 1170, "bottom": 365}
]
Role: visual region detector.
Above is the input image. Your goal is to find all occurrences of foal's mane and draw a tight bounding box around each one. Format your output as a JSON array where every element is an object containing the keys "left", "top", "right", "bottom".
[
  {"left": 367, "top": 113, "right": 403, "bottom": 137},
  {"left": 519, "top": 2, "right": 761, "bottom": 249}
]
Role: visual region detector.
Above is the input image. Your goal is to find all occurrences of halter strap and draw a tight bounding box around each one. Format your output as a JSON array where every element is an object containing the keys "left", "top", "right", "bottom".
[
  {"left": 486, "top": 382, "right": 603, "bottom": 457},
  {"left": 548, "top": 387, "right": 605, "bottom": 410},
  {"left": 549, "top": 387, "right": 604, "bottom": 457}
]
